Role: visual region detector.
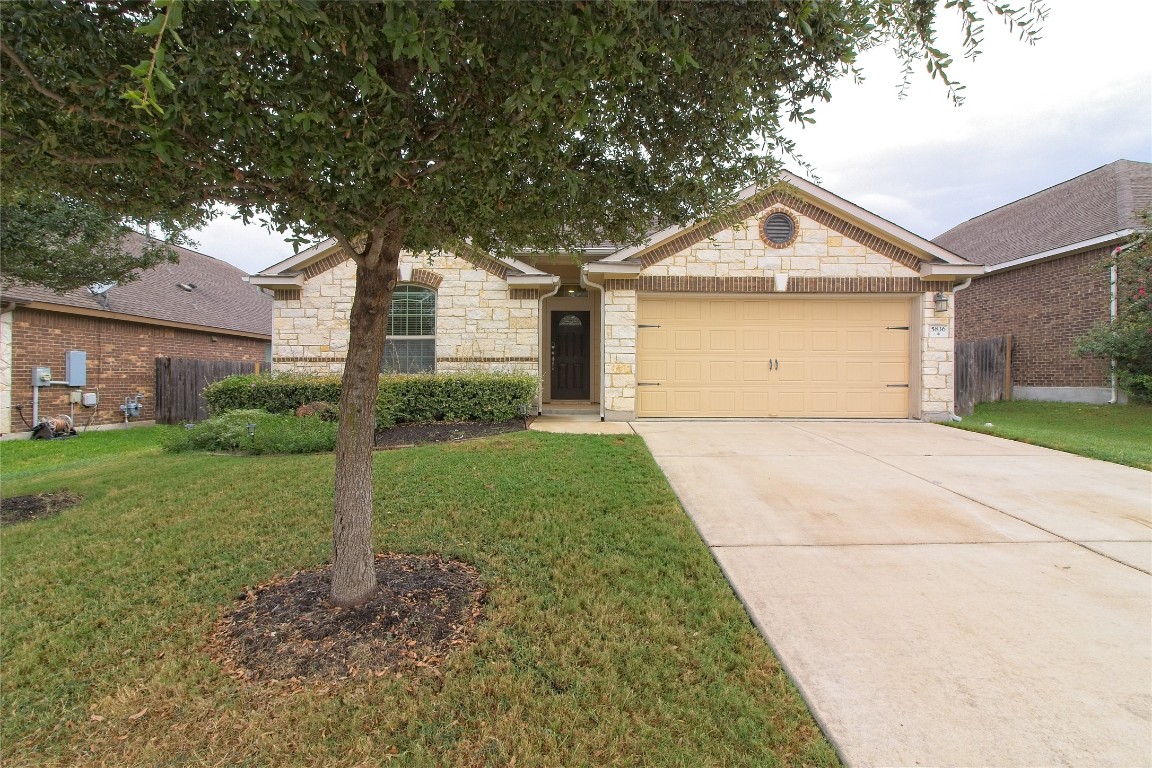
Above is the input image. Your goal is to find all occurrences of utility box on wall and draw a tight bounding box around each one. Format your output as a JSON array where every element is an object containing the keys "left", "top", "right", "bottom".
[{"left": 65, "top": 350, "right": 87, "bottom": 386}]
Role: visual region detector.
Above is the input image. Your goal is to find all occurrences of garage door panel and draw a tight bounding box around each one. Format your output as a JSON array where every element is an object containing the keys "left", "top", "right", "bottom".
[
  {"left": 637, "top": 297, "right": 913, "bottom": 418},
  {"left": 743, "top": 361, "right": 771, "bottom": 381},
  {"left": 709, "top": 361, "right": 736, "bottom": 382},
  {"left": 779, "top": 330, "right": 805, "bottom": 351},
  {"left": 709, "top": 330, "right": 736, "bottom": 351},
  {"left": 674, "top": 330, "right": 702, "bottom": 350},
  {"left": 845, "top": 330, "right": 874, "bottom": 352}
]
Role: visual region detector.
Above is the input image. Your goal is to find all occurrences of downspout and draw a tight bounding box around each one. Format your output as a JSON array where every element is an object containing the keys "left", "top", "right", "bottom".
[
  {"left": 948, "top": 278, "right": 973, "bottom": 422},
  {"left": 537, "top": 279, "right": 561, "bottom": 415},
  {"left": 579, "top": 266, "right": 607, "bottom": 422},
  {"left": 1109, "top": 259, "right": 1119, "bottom": 404}
]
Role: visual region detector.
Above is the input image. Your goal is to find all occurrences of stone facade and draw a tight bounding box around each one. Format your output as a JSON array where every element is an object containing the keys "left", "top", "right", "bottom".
[
  {"left": 598, "top": 205, "right": 955, "bottom": 420},
  {"left": 270, "top": 202, "right": 960, "bottom": 421},
  {"left": 643, "top": 208, "right": 922, "bottom": 280},
  {"left": 272, "top": 252, "right": 540, "bottom": 377}
]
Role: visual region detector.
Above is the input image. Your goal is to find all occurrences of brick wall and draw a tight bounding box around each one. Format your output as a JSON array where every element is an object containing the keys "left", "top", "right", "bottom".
[
  {"left": 955, "top": 249, "right": 1111, "bottom": 388},
  {"left": 5, "top": 308, "right": 269, "bottom": 433}
]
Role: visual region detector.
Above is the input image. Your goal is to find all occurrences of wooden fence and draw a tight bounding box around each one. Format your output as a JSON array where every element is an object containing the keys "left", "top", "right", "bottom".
[
  {"left": 154, "top": 357, "right": 261, "bottom": 424},
  {"left": 954, "top": 335, "right": 1012, "bottom": 416}
]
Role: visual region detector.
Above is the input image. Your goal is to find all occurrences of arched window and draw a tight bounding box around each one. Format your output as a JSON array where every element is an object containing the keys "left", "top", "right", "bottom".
[{"left": 381, "top": 285, "right": 435, "bottom": 373}]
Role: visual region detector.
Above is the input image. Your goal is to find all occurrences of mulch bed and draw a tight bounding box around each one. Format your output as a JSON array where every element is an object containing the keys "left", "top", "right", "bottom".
[
  {"left": 0, "top": 491, "right": 83, "bottom": 526},
  {"left": 211, "top": 553, "right": 486, "bottom": 685},
  {"left": 374, "top": 418, "right": 526, "bottom": 449}
]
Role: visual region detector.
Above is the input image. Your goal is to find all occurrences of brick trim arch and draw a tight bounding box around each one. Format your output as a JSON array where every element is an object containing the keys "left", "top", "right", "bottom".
[
  {"left": 635, "top": 190, "right": 923, "bottom": 272},
  {"left": 409, "top": 268, "right": 443, "bottom": 289}
]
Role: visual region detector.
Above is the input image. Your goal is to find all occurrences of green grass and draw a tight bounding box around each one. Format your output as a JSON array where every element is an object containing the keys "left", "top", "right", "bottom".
[
  {"left": 948, "top": 400, "right": 1152, "bottom": 469},
  {"left": 0, "top": 428, "right": 837, "bottom": 767}
]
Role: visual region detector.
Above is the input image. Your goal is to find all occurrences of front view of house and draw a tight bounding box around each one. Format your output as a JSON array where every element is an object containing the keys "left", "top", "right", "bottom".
[{"left": 251, "top": 172, "right": 981, "bottom": 421}]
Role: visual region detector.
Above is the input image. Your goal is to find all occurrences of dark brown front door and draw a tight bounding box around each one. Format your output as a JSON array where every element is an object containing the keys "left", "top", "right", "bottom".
[{"left": 551, "top": 311, "right": 590, "bottom": 400}]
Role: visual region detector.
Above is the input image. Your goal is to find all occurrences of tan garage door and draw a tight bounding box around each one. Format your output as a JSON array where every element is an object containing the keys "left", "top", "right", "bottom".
[{"left": 637, "top": 297, "right": 912, "bottom": 418}]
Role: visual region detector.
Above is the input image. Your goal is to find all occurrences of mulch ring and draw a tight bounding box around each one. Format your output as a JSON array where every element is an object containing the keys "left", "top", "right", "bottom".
[
  {"left": 211, "top": 553, "right": 486, "bottom": 686},
  {"left": 375, "top": 418, "right": 527, "bottom": 449},
  {"left": 0, "top": 491, "right": 83, "bottom": 526}
]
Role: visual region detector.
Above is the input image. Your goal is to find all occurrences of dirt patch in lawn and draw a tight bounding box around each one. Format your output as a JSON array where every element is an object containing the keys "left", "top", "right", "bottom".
[
  {"left": 0, "top": 491, "right": 83, "bottom": 526},
  {"left": 375, "top": 418, "right": 526, "bottom": 449},
  {"left": 211, "top": 553, "right": 486, "bottom": 685}
]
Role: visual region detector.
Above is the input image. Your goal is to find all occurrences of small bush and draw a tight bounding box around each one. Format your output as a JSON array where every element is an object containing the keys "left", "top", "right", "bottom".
[
  {"left": 377, "top": 372, "right": 537, "bottom": 426},
  {"left": 161, "top": 409, "right": 337, "bottom": 455},
  {"left": 205, "top": 371, "right": 537, "bottom": 427},
  {"left": 204, "top": 373, "right": 342, "bottom": 416}
]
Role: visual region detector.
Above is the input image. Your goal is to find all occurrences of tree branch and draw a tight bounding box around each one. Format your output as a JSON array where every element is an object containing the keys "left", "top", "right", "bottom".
[{"left": 1, "top": 37, "right": 194, "bottom": 141}]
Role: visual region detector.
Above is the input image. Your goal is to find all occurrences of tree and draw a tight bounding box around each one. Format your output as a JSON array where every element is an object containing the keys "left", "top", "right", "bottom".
[
  {"left": 1, "top": 0, "right": 1045, "bottom": 607},
  {"left": 1076, "top": 215, "right": 1152, "bottom": 402},
  {"left": 0, "top": 190, "right": 179, "bottom": 293}
]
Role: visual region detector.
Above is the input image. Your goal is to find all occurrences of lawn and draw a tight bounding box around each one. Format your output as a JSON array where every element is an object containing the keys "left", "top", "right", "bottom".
[
  {"left": 0, "top": 428, "right": 837, "bottom": 767},
  {"left": 948, "top": 400, "right": 1152, "bottom": 469}
]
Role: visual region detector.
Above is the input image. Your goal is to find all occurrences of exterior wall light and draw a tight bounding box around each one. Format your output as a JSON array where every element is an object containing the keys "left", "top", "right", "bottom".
[{"left": 934, "top": 292, "right": 949, "bottom": 313}]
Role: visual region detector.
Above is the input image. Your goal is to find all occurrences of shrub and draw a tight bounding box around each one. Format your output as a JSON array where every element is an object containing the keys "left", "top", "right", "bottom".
[
  {"left": 161, "top": 409, "right": 338, "bottom": 455},
  {"left": 204, "top": 371, "right": 538, "bottom": 427},
  {"left": 1076, "top": 214, "right": 1152, "bottom": 403},
  {"left": 204, "top": 373, "right": 342, "bottom": 416},
  {"left": 377, "top": 372, "right": 538, "bottom": 426}
]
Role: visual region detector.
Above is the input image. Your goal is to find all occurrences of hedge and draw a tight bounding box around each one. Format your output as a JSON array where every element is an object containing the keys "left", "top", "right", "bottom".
[{"left": 203, "top": 371, "right": 538, "bottom": 426}]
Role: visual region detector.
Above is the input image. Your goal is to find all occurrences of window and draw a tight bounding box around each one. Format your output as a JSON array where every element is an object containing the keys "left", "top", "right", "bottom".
[
  {"left": 761, "top": 211, "right": 798, "bottom": 247},
  {"left": 381, "top": 285, "right": 435, "bottom": 373}
]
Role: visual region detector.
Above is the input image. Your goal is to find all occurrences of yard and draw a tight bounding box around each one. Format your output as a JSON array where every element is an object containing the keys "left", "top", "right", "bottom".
[
  {"left": 949, "top": 401, "right": 1152, "bottom": 470},
  {"left": 0, "top": 428, "right": 837, "bottom": 767}
]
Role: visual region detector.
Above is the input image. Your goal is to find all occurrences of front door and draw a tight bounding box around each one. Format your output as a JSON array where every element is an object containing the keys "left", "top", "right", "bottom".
[{"left": 551, "top": 310, "right": 590, "bottom": 400}]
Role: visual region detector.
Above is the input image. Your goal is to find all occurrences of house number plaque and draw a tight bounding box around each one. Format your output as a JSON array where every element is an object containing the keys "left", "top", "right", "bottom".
[{"left": 928, "top": 325, "right": 948, "bottom": 338}]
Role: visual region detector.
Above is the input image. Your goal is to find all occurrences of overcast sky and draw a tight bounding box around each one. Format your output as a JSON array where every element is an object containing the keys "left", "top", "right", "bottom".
[{"left": 188, "top": 0, "right": 1152, "bottom": 275}]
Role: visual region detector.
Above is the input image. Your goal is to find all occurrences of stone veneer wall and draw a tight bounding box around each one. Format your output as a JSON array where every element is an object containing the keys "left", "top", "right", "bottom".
[
  {"left": 599, "top": 205, "right": 956, "bottom": 420},
  {"left": 272, "top": 252, "right": 540, "bottom": 380}
]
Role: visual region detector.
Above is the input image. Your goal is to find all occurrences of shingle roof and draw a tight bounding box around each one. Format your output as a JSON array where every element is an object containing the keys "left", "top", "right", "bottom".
[
  {"left": 932, "top": 159, "right": 1152, "bottom": 266},
  {"left": 1, "top": 232, "right": 273, "bottom": 337}
]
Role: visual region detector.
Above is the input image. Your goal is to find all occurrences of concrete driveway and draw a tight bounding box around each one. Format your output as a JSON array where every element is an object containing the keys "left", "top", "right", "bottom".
[{"left": 633, "top": 421, "right": 1152, "bottom": 768}]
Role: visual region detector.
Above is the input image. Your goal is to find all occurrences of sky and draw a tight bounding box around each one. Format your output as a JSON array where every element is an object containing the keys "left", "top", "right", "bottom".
[{"left": 187, "top": 0, "right": 1152, "bottom": 275}]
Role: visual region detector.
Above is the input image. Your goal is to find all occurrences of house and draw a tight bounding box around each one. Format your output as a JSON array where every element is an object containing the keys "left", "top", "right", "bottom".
[
  {"left": 1, "top": 233, "right": 273, "bottom": 434},
  {"left": 250, "top": 171, "right": 981, "bottom": 421},
  {"left": 935, "top": 159, "right": 1151, "bottom": 404}
]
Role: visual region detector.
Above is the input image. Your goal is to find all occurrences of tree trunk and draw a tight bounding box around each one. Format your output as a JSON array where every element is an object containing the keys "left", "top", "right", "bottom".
[{"left": 329, "top": 232, "right": 402, "bottom": 608}]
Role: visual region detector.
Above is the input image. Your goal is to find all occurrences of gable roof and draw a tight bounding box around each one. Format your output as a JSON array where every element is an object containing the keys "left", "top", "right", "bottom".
[
  {"left": 595, "top": 170, "right": 973, "bottom": 275},
  {"left": 252, "top": 169, "right": 978, "bottom": 285},
  {"left": 1, "top": 232, "right": 273, "bottom": 337},
  {"left": 932, "top": 159, "right": 1152, "bottom": 267}
]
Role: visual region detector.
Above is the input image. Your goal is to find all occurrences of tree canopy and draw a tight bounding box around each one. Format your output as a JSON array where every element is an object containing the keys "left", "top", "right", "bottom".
[
  {"left": 0, "top": 191, "right": 177, "bottom": 293},
  {"left": 1, "top": 0, "right": 1046, "bottom": 606}
]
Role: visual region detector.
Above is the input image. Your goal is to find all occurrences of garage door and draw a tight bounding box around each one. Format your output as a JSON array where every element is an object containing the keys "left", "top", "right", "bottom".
[{"left": 636, "top": 297, "right": 912, "bottom": 418}]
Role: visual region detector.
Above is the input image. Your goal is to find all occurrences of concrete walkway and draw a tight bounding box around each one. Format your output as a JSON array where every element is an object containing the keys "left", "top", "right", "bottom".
[{"left": 633, "top": 421, "right": 1152, "bottom": 768}]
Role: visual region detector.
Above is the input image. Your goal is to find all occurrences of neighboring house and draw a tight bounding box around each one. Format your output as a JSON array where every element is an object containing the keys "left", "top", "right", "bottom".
[
  {"left": 936, "top": 159, "right": 1151, "bottom": 404},
  {"left": 253, "top": 171, "right": 979, "bottom": 421},
  {"left": 1, "top": 233, "right": 273, "bottom": 434}
]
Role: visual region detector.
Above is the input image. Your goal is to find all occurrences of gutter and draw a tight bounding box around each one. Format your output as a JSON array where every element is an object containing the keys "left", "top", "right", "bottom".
[
  {"left": 982, "top": 230, "right": 1134, "bottom": 275},
  {"left": 536, "top": 278, "right": 562, "bottom": 415},
  {"left": 1110, "top": 258, "right": 1119, "bottom": 404},
  {"left": 579, "top": 266, "right": 607, "bottom": 422}
]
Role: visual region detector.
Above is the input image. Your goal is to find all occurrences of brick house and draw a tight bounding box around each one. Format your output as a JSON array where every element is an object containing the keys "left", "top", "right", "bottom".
[
  {"left": 251, "top": 171, "right": 980, "bottom": 421},
  {"left": 936, "top": 159, "right": 1151, "bottom": 404},
  {"left": 1, "top": 233, "right": 272, "bottom": 434}
]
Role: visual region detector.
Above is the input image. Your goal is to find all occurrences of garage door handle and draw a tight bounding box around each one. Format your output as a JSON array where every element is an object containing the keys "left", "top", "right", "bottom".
[
  {"left": 886, "top": 326, "right": 910, "bottom": 330},
  {"left": 886, "top": 384, "right": 909, "bottom": 388},
  {"left": 637, "top": 382, "right": 661, "bottom": 386},
  {"left": 638, "top": 324, "right": 661, "bottom": 328}
]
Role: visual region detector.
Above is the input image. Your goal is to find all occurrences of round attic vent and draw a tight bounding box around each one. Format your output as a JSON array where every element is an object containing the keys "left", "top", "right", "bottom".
[{"left": 761, "top": 211, "right": 798, "bottom": 248}]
